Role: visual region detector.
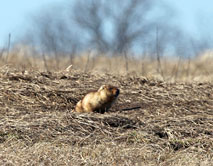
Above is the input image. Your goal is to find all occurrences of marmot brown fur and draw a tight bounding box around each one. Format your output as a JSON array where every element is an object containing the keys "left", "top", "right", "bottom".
[{"left": 74, "top": 85, "right": 119, "bottom": 113}]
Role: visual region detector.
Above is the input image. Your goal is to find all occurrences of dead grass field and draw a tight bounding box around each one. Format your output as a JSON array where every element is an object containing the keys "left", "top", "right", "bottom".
[
  {"left": 0, "top": 59, "right": 213, "bottom": 165},
  {"left": 1, "top": 45, "right": 213, "bottom": 82}
]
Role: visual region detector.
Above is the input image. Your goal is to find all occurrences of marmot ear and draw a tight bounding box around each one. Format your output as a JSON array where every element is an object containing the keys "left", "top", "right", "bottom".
[{"left": 98, "top": 85, "right": 105, "bottom": 91}]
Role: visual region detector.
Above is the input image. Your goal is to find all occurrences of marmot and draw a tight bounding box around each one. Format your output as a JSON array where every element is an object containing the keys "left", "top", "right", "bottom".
[{"left": 74, "top": 85, "right": 120, "bottom": 113}]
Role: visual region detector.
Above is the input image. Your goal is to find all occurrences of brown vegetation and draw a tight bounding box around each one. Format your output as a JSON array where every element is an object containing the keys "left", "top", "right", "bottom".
[
  {"left": 1, "top": 46, "right": 213, "bottom": 82},
  {"left": 0, "top": 56, "right": 213, "bottom": 165}
]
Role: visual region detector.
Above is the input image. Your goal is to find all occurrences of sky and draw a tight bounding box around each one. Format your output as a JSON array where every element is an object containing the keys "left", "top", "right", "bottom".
[
  {"left": 0, "top": 0, "right": 213, "bottom": 48},
  {"left": 0, "top": 0, "right": 63, "bottom": 47},
  {"left": 166, "top": 0, "right": 213, "bottom": 36}
]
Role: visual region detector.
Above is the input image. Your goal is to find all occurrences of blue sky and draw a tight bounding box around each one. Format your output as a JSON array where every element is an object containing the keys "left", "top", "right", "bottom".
[
  {"left": 0, "top": 0, "right": 213, "bottom": 47},
  {"left": 166, "top": 0, "right": 213, "bottom": 36},
  {"left": 0, "top": 0, "right": 63, "bottom": 47}
]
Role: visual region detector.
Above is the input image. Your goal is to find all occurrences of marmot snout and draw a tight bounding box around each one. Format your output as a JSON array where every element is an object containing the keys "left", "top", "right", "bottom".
[{"left": 74, "top": 85, "right": 119, "bottom": 113}]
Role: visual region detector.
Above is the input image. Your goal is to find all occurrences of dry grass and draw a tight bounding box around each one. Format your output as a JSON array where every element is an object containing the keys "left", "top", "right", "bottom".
[
  {"left": 0, "top": 61, "right": 213, "bottom": 165},
  {"left": 1, "top": 45, "right": 213, "bottom": 82}
]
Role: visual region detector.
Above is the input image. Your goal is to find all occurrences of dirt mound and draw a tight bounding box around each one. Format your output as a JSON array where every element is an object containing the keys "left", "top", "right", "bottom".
[{"left": 0, "top": 66, "right": 213, "bottom": 165}]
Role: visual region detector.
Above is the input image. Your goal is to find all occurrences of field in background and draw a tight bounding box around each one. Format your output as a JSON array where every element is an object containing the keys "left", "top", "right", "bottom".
[
  {"left": 1, "top": 45, "right": 213, "bottom": 82},
  {"left": 0, "top": 45, "right": 213, "bottom": 165}
]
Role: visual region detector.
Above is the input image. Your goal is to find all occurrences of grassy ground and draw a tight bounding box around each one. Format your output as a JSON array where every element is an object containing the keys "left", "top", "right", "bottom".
[{"left": 0, "top": 64, "right": 213, "bottom": 165}]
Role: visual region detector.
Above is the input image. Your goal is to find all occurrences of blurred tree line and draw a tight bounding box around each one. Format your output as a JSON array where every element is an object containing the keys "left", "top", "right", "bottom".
[{"left": 21, "top": 0, "right": 212, "bottom": 58}]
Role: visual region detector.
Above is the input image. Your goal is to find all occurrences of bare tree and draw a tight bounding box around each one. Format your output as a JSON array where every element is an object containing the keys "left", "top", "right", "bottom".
[
  {"left": 155, "top": 26, "right": 164, "bottom": 78},
  {"left": 73, "top": 0, "right": 109, "bottom": 53},
  {"left": 111, "top": 0, "right": 154, "bottom": 53},
  {"left": 22, "top": 0, "right": 208, "bottom": 63},
  {"left": 6, "top": 33, "right": 11, "bottom": 62},
  {"left": 72, "top": 0, "right": 156, "bottom": 54},
  {"left": 22, "top": 6, "right": 80, "bottom": 67},
  {"left": 0, "top": 48, "right": 5, "bottom": 60}
]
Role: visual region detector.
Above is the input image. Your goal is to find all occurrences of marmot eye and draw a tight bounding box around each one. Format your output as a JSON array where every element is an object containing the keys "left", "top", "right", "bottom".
[
  {"left": 101, "top": 86, "right": 105, "bottom": 89},
  {"left": 109, "top": 87, "right": 113, "bottom": 90}
]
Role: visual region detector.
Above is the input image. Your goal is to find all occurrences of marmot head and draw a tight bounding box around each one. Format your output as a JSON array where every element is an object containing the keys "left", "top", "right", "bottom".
[{"left": 98, "top": 85, "right": 120, "bottom": 98}]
